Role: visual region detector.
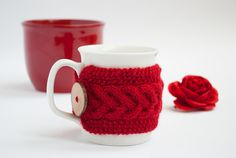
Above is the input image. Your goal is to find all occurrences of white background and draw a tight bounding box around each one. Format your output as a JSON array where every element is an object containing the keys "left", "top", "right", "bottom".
[{"left": 0, "top": 0, "right": 236, "bottom": 157}]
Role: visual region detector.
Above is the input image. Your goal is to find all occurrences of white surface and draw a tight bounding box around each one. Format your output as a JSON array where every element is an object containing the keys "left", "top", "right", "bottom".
[{"left": 0, "top": 0, "right": 236, "bottom": 157}]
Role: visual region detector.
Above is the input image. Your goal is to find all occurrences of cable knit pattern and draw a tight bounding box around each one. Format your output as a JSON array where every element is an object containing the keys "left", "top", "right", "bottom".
[{"left": 75, "top": 64, "right": 164, "bottom": 135}]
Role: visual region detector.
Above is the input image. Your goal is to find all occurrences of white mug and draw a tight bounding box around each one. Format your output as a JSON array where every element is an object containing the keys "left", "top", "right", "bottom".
[{"left": 47, "top": 45, "right": 160, "bottom": 145}]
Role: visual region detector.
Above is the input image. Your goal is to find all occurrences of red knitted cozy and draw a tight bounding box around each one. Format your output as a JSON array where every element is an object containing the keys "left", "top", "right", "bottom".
[{"left": 75, "top": 64, "right": 164, "bottom": 135}]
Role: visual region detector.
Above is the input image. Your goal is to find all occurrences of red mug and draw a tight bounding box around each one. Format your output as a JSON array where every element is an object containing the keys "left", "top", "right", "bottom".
[{"left": 22, "top": 19, "right": 104, "bottom": 92}]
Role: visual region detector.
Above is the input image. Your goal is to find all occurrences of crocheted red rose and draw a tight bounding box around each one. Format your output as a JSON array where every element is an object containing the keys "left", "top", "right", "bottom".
[{"left": 168, "top": 75, "right": 218, "bottom": 111}]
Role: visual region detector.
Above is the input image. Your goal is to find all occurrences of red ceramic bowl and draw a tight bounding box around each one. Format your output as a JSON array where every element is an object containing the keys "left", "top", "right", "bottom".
[{"left": 23, "top": 19, "right": 104, "bottom": 92}]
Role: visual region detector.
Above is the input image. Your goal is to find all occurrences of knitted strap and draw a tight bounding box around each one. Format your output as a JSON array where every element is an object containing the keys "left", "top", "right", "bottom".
[{"left": 76, "top": 64, "right": 164, "bottom": 135}]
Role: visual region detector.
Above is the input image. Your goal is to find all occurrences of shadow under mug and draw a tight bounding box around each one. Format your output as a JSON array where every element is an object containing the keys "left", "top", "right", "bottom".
[
  {"left": 22, "top": 19, "right": 104, "bottom": 92},
  {"left": 47, "top": 45, "right": 163, "bottom": 145}
]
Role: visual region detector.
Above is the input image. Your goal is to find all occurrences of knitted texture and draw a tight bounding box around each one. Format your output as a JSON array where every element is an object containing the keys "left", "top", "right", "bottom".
[{"left": 75, "top": 64, "right": 164, "bottom": 135}]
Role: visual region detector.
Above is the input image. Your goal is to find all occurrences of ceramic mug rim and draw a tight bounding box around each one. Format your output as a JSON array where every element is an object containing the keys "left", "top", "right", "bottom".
[
  {"left": 78, "top": 44, "right": 158, "bottom": 55},
  {"left": 22, "top": 19, "right": 104, "bottom": 28}
]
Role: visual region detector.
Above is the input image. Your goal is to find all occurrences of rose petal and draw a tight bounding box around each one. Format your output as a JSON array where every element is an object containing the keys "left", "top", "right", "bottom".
[
  {"left": 175, "top": 99, "right": 215, "bottom": 111},
  {"left": 182, "top": 75, "right": 194, "bottom": 84},
  {"left": 182, "top": 75, "right": 199, "bottom": 87},
  {"left": 207, "top": 88, "right": 219, "bottom": 103},
  {"left": 168, "top": 82, "right": 186, "bottom": 99},
  {"left": 174, "top": 99, "right": 197, "bottom": 111},
  {"left": 195, "top": 82, "right": 211, "bottom": 94},
  {"left": 194, "top": 90, "right": 210, "bottom": 103},
  {"left": 182, "top": 75, "right": 212, "bottom": 94},
  {"left": 181, "top": 86, "right": 199, "bottom": 100},
  {"left": 188, "top": 79, "right": 200, "bottom": 91},
  {"left": 197, "top": 88, "right": 218, "bottom": 104},
  {"left": 200, "top": 104, "right": 215, "bottom": 110},
  {"left": 184, "top": 97, "right": 208, "bottom": 108}
]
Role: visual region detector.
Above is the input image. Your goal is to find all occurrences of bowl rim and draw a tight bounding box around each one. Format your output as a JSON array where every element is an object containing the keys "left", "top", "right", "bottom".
[{"left": 22, "top": 19, "right": 104, "bottom": 28}]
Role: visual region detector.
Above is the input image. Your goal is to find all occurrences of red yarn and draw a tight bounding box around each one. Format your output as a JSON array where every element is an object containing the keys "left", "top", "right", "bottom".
[{"left": 75, "top": 64, "right": 164, "bottom": 135}]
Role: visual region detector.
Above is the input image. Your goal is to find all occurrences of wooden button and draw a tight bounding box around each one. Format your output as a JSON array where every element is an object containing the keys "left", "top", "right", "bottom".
[{"left": 71, "top": 82, "right": 87, "bottom": 117}]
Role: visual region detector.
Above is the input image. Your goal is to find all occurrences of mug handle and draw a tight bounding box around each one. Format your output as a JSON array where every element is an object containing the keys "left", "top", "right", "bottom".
[{"left": 47, "top": 59, "right": 84, "bottom": 123}]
